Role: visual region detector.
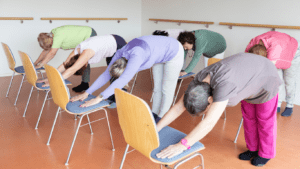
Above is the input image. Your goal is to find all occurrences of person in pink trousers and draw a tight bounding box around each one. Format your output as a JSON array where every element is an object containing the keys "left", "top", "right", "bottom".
[
  {"left": 155, "top": 52, "right": 282, "bottom": 167},
  {"left": 245, "top": 31, "right": 300, "bottom": 117}
]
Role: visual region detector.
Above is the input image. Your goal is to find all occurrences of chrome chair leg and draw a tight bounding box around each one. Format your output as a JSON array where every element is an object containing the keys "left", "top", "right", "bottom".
[
  {"left": 86, "top": 115, "right": 93, "bottom": 135},
  {"left": 65, "top": 115, "right": 85, "bottom": 165},
  {"left": 234, "top": 118, "right": 244, "bottom": 143},
  {"left": 173, "top": 152, "right": 204, "bottom": 169},
  {"left": 202, "top": 114, "right": 205, "bottom": 121},
  {"left": 119, "top": 144, "right": 130, "bottom": 169},
  {"left": 224, "top": 110, "right": 227, "bottom": 120},
  {"left": 172, "top": 79, "right": 183, "bottom": 106},
  {"left": 104, "top": 109, "right": 115, "bottom": 151},
  {"left": 14, "top": 74, "right": 25, "bottom": 106},
  {"left": 150, "top": 91, "right": 154, "bottom": 102},
  {"left": 130, "top": 73, "right": 138, "bottom": 94},
  {"left": 47, "top": 107, "right": 61, "bottom": 145},
  {"left": 35, "top": 91, "right": 50, "bottom": 129},
  {"left": 6, "top": 72, "right": 15, "bottom": 97},
  {"left": 23, "top": 86, "right": 34, "bottom": 117}
]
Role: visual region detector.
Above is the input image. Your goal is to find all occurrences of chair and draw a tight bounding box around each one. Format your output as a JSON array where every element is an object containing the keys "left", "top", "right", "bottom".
[
  {"left": 18, "top": 51, "right": 71, "bottom": 129},
  {"left": 115, "top": 88, "right": 205, "bottom": 169},
  {"left": 1, "top": 43, "right": 44, "bottom": 106},
  {"left": 234, "top": 118, "right": 243, "bottom": 143},
  {"left": 44, "top": 64, "right": 114, "bottom": 165}
]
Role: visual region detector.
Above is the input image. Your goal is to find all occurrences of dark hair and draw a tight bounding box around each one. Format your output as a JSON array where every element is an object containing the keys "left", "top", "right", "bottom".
[
  {"left": 63, "top": 54, "right": 87, "bottom": 75},
  {"left": 177, "top": 31, "right": 196, "bottom": 46},
  {"left": 184, "top": 81, "right": 212, "bottom": 115},
  {"left": 152, "top": 30, "right": 169, "bottom": 36},
  {"left": 248, "top": 44, "right": 267, "bottom": 57},
  {"left": 37, "top": 33, "right": 53, "bottom": 50},
  {"left": 109, "top": 57, "right": 128, "bottom": 83}
]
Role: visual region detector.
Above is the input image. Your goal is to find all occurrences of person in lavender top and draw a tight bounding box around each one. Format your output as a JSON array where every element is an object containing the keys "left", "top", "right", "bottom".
[{"left": 70, "top": 35, "right": 184, "bottom": 119}]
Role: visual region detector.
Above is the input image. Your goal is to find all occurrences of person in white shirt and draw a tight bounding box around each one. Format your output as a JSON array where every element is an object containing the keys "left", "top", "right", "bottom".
[{"left": 37, "top": 34, "right": 127, "bottom": 100}]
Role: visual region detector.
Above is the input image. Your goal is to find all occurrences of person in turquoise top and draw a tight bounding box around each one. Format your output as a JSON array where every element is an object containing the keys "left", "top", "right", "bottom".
[
  {"left": 178, "top": 30, "right": 227, "bottom": 76},
  {"left": 34, "top": 25, "right": 97, "bottom": 92}
]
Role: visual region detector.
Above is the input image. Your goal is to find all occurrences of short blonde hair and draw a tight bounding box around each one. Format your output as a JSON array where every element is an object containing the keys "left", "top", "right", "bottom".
[
  {"left": 248, "top": 44, "right": 267, "bottom": 57},
  {"left": 109, "top": 57, "right": 129, "bottom": 87},
  {"left": 37, "top": 33, "right": 53, "bottom": 50}
]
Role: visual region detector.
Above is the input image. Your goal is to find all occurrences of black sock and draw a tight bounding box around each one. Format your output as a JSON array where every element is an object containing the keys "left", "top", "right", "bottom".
[
  {"left": 281, "top": 107, "right": 293, "bottom": 117},
  {"left": 251, "top": 156, "right": 270, "bottom": 166},
  {"left": 238, "top": 150, "right": 258, "bottom": 160}
]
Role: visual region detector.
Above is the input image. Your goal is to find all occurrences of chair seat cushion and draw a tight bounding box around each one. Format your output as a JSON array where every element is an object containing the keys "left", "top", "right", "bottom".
[
  {"left": 179, "top": 72, "right": 195, "bottom": 79},
  {"left": 66, "top": 94, "right": 110, "bottom": 113},
  {"left": 36, "top": 80, "right": 71, "bottom": 90},
  {"left": 14, "top": 66, "right": 44, "bottom": 74},
  {"left": 150, "top": 126, "right": 204, "bottom": 163}
]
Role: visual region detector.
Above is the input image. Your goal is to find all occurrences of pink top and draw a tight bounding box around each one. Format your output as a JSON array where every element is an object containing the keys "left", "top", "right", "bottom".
[{"left": 245, "top": 31, "right": 298, "bottom": 69}]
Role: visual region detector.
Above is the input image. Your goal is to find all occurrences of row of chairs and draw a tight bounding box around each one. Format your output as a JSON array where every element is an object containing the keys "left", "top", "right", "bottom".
[{"left": 2, "top": 43, "right": 206, "bottom": 168}]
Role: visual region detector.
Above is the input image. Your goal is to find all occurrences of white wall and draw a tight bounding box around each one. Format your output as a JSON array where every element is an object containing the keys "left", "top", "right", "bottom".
[
  {"left": 0, "top": 0, "right": 141, "bottom": 76},
  {"left": 142, "top": 0, "right": 300, "bottom": 105}
]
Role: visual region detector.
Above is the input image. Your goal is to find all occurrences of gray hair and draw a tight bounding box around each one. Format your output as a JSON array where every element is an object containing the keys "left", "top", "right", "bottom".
[
  {"left": 184, "top": 81, "right": 212, "bottom": 115},
  {"left": 109, "top": 57, "right": 128, "bottom": 82}
]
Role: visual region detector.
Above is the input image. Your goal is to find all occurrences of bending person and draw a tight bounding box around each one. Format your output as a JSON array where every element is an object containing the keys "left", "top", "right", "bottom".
[
  {"left": 245, "top": 31, "right": 300, "bottom": 117},
  {"left": 152, "top": 29, "right": 185, "bottom": 39},
  {"left": 38, "top": 34, "right": 127, "bottom": 102},
  {"left": 156, "top": 53, "right": 282, "bottom": 167},
  {"left": 35, "top": 25, "right": 97, "bottom": 92},
  {"left": 177, "top": 30, "right": 227, "bottom": 76},
  {"left": 70, "top": 35, "right": 184, "bottom": 118}
]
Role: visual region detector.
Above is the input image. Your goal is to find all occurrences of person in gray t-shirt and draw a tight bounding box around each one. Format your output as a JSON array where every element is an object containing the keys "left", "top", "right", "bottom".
[{"left": 155, "top": 53, "right": 282, "bottom": 167}]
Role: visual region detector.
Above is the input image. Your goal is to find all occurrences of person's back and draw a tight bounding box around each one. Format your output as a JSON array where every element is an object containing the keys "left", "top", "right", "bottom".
[{"left": 193, "top": 52, "right": 282, "bottom": 106}]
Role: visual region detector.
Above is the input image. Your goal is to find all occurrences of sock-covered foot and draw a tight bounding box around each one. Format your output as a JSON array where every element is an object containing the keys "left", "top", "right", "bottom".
[
  {"left": 281, "top": 107, "right": 293, "bottom": 117},
  {"left": 251, "top": 156, "right": 270, "bottom": 167},
  {"left": 107, "top": 102, "right": 117, "bottom": 109},
  {"left": 152, "top": 113, "right": 161, "bottom": 123},
  {"left": 277, "top": 107, "right": 281, "bottom": 113},
  {"left": 238, "top": 150, "right": 258, "bottom": 160},
  {"left": 72, "top": 82, "right": 89, "bottom": 93}
]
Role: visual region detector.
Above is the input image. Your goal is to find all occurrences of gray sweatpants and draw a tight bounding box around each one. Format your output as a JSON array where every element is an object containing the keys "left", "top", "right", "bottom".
[
  {"left": 152, "top": 42, "right": 184, "bottom": 118},
  {"left": 277, "top": 47, "right": 300, "bottom": 108}
]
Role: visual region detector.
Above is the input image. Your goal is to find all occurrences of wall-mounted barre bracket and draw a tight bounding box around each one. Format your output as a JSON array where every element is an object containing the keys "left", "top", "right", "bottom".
[
  {"left": 271, "top": 28, "right": 276, "bottom": 31},
  {"left": 117, "top": 20, "right": 120, "bottom": 23},
  {"left": 177, "top": 22, "right": 181, "bottom": 26},
  {"left": 49, "top": 20, "right": 52, "bottom": 23},
  {"left": 86, "top": 20, "right": 89, "bottom": 23},
  {"left": 21, "top": 20, "right": 23, "bottom": 24},
  {"left": 205, "top": 24, "right": 209, "bottom": 28},
  {"left": 229, "top": 25, "right": 233, "bottom": 29},
  {"left": 154, "top": 21, "right": 158, "bottom": 24}
]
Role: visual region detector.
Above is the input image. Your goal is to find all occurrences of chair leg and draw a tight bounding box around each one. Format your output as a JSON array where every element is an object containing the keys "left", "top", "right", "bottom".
[
  {"left": 173, "top": 152, "right": 205, "bottom": 169},
  {"left": 150, "top": 91, "right": 154, "bottom": 102},
  {"left": 65, "top": 115, "right": 85, "bottom": 165},
  {"left": 223, "top": 110, "right": 227, "bottom": 120},
  {"left": 23, "top": 86, "right": 34, "bottom": 117},
  {"left": 74, "top": 114, "right": 77, "bottom": 120},
  {"left": 47, "top": 107, "right": 61, "bottom": 145},
  {"left": 86, "top": 115, "right": 93, "bottom": 135},
  {"left": 234, "top": 118, "right": 244, "bottom": 143},
  {"left": 201, "top": 114, "right": 205, "bottom": 121},
  {"left": 14, "top": 74, "right": 25, "bottom": 106},
  {"left": 172, "top": 79, "right": 183, "bottom": 106},
  {"left": 6, "top": 72, "right": 15, "bottom": 97},
  {"left": 130, "top": 73, "right": 138, "bottom": 94},
  {"left": 119, "top": 144, "right": 130, "bottom": 169},
  {"left": 35, "top": 91, "right": 50, "bottom": 129},
  {"left": 150, "top": 68, "right": 153, "bottom": 90},
  {"left": 104, "top": 109, "right": 115, "bottom": 151}
]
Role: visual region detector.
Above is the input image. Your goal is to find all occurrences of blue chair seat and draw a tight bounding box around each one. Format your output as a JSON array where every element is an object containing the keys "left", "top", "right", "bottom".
[
  {"left": 36, "top": 80, "right": 71, "bottom": 90},
  {"left": 179, "top": 72, "right": 195, "bottom": 79},
  {"left": 151, "top": 126, "right": 204, "bottom": 163},
  {"left": 14, "top": 66, "right": 44, "bottom": 74},
  {"left": 66, "top": 95, "right": 110, "bottom": 114}
]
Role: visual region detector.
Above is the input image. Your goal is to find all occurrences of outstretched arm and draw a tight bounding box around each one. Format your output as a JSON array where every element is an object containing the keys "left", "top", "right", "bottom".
[
  {"left": 35, "top": 48, "right": 59, "bottom": 68},
  {"left": 156, "top": 99, "right": 228, "bottom": 159},
  {"left": 34, "top": 49, "right": 50, "bottom": 66}
]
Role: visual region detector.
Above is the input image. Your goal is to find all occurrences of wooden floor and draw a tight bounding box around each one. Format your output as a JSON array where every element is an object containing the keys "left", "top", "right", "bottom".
[{"left": 1, "top": 67, "right": 299, "bottom": 169}]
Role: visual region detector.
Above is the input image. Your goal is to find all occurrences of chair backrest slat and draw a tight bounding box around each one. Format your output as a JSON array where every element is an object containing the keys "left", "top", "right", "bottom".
[
  {"left": 1, "top": 43, "right": 16, "bottom": 71},
  {"left": 44, "top": 64, "right": 70, "bottom": 110},
  {"left": 18, "top": 51, "right": 37, "bottom": 86},
  {"left": 115, "top": 88, "right": 159, "bottom": 159},
  {"left": 208, "top": 58, "right": 222, "bottom": 66}
]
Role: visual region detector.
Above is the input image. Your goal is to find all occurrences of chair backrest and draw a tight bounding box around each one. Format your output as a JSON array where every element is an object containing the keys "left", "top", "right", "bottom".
[
  {"left": 207, "top": 58, "right": 222, "bottom": 66},
  {"left": 44, "top": 64, "right": 70, "bottom": 111},
  {"left": 18, "top": 51, "right": 38, "bottom": 87},
  {"left": 115, "top": 88, "right": 159, "bottom": 159},
  {"left": 1, "top": 42, "right": 16, "bottom": 71}
]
